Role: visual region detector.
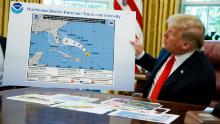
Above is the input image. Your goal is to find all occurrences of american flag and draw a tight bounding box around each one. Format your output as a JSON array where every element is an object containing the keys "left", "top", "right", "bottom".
[
  {"left": 113, "top": 0, "right": 143, "bottom": 43},
  {"left": 114, "top": 0, "right": 143, "bottom": 73}
]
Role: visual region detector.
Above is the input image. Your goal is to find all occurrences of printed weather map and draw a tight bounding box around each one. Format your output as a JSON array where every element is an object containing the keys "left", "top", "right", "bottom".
[{"left": 27, "top": 14, "right": 115, "bottom": 84}]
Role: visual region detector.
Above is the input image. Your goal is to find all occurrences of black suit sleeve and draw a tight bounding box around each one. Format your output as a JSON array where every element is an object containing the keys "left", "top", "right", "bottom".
[{"left": 135, "top": 53, "right": 156, "bottom": 72}]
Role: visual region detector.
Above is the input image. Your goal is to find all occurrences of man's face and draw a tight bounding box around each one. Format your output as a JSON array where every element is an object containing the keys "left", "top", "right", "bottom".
[{"left": 163, "top": 26, "right": 186, "bottom": 54}]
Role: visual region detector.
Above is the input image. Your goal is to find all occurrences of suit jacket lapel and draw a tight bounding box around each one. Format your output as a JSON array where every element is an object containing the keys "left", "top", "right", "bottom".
[
  {"left": 163, "top": 51, "right": 199, "bottom": 87},
  {"left": 143, "top": 50, "right": 170, "bottom": 97},
  {"left": 153, "top": 51, "right": 170, "bottom": 74}
]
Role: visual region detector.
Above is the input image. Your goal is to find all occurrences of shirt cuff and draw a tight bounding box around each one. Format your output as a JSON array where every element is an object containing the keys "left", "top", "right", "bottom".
[{"left": 136, "top": 51, "right": 145, "bottom": 60}]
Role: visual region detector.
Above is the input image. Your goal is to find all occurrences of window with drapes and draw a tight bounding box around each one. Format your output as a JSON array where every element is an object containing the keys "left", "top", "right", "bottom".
[{"left": 181, "top": 0, "right": 220, "bottom": 41}]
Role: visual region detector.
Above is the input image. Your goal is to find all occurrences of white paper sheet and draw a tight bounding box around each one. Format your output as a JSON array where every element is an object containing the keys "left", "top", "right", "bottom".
[
  {"left": 109, "top": 110, "right": 179, "bottom": 124},
  {"left": 51, "top": 101, "right": 112, "bottom": 114}
]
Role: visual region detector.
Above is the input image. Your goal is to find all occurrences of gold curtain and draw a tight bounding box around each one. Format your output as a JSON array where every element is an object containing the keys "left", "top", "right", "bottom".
[
  {"left": 142, "top": 0, "right": 179, "bottom": 57},
  {"left": 0, "top": 0, "right": 43, "bottom": 37}
]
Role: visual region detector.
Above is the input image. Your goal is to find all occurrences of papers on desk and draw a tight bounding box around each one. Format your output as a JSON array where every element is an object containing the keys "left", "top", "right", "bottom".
[
  {"left": 7, "top": 94, "right": 98, "bottom": 105},
  {"left": 109, "top": 110, "right": 179, "bottom": 124},
  {"left": 102, "top": 98, "right": 179, "bottom": 123},
  {"left": 101, "top": 98, "right": 171, "bottom": 115},
  {"left": 7, "top": 94, "right": 179, "bottom": 123},
  {"left": 8, "top": 94, "right": 111, "bottom": 114},
  {"left": 7, "top": 94, "right": 61, "bottom": 105},
  {"left": 43, "top": 94, "right": 99, "bottom": 103},
  {"left": 51, "top": 101, "right": 112, "bottom": 114},
  {"left": 101, "top": 98, "right": 163, "bottom": 113}
]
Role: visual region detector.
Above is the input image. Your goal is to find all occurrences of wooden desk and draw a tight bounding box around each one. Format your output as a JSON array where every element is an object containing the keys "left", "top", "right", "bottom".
[{"left": 0, "top": 87, "right": 205, "bottom": 124}]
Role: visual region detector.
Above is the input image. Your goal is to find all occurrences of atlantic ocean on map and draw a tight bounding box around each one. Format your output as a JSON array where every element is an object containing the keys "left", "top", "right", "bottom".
[{"left": 29, "top": 14, "right": 115, "bottom": 71}]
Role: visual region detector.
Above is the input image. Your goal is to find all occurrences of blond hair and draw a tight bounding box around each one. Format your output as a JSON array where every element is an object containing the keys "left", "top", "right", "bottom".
[{"left": 167, "top": 14, "right": 205, "bottom": 49}]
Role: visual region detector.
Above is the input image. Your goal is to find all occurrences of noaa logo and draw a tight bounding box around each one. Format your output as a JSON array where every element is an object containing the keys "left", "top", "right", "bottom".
[
  {"left": 34, "top": 15, "right": 39, "bottom": 20},
  {"left": 108, "top": 20, "right": 114, "bottom": 26},
  {"left": 11, "top": 3, "right": 23, "bottom": 14}
]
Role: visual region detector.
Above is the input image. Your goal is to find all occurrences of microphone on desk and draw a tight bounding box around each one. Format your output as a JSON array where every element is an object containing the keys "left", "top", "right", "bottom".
[{"left": 212, "top": 101, "right": 220, "bottom": 118}]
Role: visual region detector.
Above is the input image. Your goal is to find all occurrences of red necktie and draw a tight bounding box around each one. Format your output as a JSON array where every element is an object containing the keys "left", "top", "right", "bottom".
[{"left": 150, "top": 55, "right": 175, "bottom": 100}]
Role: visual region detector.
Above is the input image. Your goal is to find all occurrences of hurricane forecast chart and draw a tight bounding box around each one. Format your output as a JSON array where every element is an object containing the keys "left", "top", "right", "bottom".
[{"left": 27, "top": 14, "right": 115, "bottom": 85}]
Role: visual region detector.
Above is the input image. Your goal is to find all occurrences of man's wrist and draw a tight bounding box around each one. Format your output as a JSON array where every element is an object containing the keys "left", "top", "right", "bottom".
[{"left": 136, "top": 51, "right": 145, "bottom": 60}]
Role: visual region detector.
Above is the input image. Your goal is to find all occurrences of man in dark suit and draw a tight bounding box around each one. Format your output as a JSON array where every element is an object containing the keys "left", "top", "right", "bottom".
[{"left": 131, "top": 14, "right": 216, "bottom": 105}]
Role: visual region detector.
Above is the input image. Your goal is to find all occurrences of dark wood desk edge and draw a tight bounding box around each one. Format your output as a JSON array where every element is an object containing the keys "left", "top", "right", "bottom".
[{"left": 0, "top": 86, "right": 29, "bottom": 93}]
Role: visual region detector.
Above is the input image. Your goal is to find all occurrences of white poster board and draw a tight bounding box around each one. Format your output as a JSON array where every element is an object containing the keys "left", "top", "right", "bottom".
[{"left": 3, "top": 2, "right": 136, "bottom": 91}]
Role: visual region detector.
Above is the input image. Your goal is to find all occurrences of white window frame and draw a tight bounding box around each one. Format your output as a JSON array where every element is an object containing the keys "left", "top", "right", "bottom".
[{"left": 181, "top": 0, "right": 220, "bottom": 41}]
